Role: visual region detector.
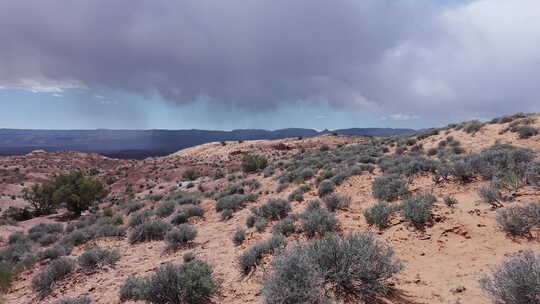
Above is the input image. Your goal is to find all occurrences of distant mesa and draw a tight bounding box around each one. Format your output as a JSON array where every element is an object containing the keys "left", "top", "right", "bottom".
[{"left": 0, "top": 127, "right": 415, "bottom": 159}]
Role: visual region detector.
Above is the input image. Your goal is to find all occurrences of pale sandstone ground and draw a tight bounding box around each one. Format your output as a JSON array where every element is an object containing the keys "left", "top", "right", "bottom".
[{"left": 2, "top": 116, "right": 540, "bottom": 304}]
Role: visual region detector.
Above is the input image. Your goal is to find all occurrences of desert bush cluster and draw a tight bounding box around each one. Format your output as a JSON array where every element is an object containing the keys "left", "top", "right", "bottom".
[
  {"left": 238, "top": 235, "right": 286, "bottom": 274},
  {"left": 480, "top": 250, "right": 540, "bottom": 304},
  {"left": 262, "top": 233, "right": 402, "bottom": 303},
  {"left": 120, "top": 260, "right": 218, "bottom": 304}
]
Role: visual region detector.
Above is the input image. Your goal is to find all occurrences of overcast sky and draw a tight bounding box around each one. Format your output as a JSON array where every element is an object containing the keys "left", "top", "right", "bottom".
[{"left": 1, "top": 0, "right": 539, "bottom": 130}]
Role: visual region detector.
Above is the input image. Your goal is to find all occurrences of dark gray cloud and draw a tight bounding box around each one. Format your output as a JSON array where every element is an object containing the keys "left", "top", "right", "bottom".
[{"left": 1, "top": 0, "right": 539, "bottom": 121}]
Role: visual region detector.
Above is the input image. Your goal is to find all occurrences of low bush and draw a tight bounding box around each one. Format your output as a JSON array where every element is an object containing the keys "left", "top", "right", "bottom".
[
  {"left": 479, "top": 250, "right": 540, "bottom": 304},
  {"left": 170, "top": 211, "right": 190, "bottom": 225},
  {"left": 262, "top": 233, "right": 403, "bottom": 303},
  {"left": 287, "top": 187, "right": 305, "bottom": 202},
  {"left": 271, "top": 217, "right": 297, "bottom": 236},
  {"left": 512, "top": 125, "right": 538, "bottom": 139},
  {"left": 29, "top": 223, "right": 64, "bottom": 236},
  {"left": 54, "top": 296, "right": 92, "bottom": 304},
  {"left": 0, "top": 238, "right": 33, "bottom": 268},
  {"left": 242, "top": 154, "right": 268, "bottom": 173},
  {"left": 253, "top": 199, "right": 291, "bottom": 220},
  {"left": 154, "top": 201, "right": 176, "bottom": 218},
  {"left": 175, "top": 194, "right": 201, "bottom": 206},
  {"left": 317, "top": 180, "right": 335, "bottom": 197},
  {"left": 60, "top": 228, "right": 94, "bottom": 247},
  {"left": 8, "top": 232, "right": 26, "bottom": 245},
  {"left": 495, "top": 202, "right": 540, "bottom": 236},
  {"left": 323, "top": 194, "right": 351, "bottom": 212},
  {"left": 183, "top": 252, "right": 196, "bottom": 263},
  {"left": 77, "top": 247, "right": 120, "bottom": 270},
  {"left": 128, "top": 220, "right": 171, "bottom": 244},
  {"left": 443, "top": 195, "right": 458, "bottom": 207},
  {"left": 238, "top": 235, "right": 285, "bottom": 274},
  {"left": 363, "top": 202, "right": 399, "bottom": 229},
  {"left": 163, "top": 224, "right": 197, "bottom": 253},
  {"left": 31, "top": 257, "right": 74, "bottom": 297},
  {"left": 215, "top": 194, "right": 256, "bottom": 212},
  {"left": 477, "top": 184, "right": 503, "bottom": 207},
  {"left": 254, "top": 218, "right": 268, "bottom": 232},
  {"left": 427, "top": 148, "right": 438, "bottom": 156},
  {"left": 232, "top": 228, "right": 246, "bottom": 245},
  {"left": 221, "top": 209, "right": 233, "bottom": 221},
  {"left": 119, "top": 276, "right": 145, "bottom": 302},
  {"left": 464, "top": 120, "right": 483, "bottom": 134},
  {"left": 93, "top": 224, "right": 126, "bottom": 238},
  {"left": 400, "top": 193, "right": 437, "bottom": 227},
  {"left": 0, "top": 264, "right": 12, "bottom": 294},
  {"left": 372, "top": 174, "right": 410, "bottom": 202},
  {"left": 124, "top": 201, "right": 144, "bottom": 214},
  {"left": 305, "top": 200, "right": 321, "bottom": 212},
  {"left": 119, "top": 260, "right": 218, "bottom": 304},
  {"left": 246, "top": 214, "right": 257, "bottom": 228},
  {"left": 184, "top": 205, "right": 204, "bottom": 217},
  {"left": 36, "top": 233, "right": 60, "bottom": 246},
  {"left": 37, "top": 245, "right": 70, "bottom": 261},
  {"left": 301, "top": 208, "right": 338, "bottom": 238},
  {"left": 128, "top": 210, "right": 153, "bottom": 228},
  {"left": 182, "top": 169, "right": 202, "bottom": 181}
]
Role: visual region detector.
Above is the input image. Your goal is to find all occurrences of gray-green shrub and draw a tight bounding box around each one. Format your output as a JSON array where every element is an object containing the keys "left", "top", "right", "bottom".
[
  {"left": 372, "top": 174, "right": 410, "bottom": 202},
  {"left": 323, "top": 193, "right": 351, "bottom": 212},
  {"left": 232, "top": 228, "right": 246, "bottom": 245},
  {"left": 479, "top": 250, "right": 540, "bottom": 304},
  {"left": 400, "top": 193, "right": 437, "bottom": 227},
  {"left": 128, "top": 220, "right": 171, "bottom": 244},
  {"left": 31, "top": 257, "right": 74, "bottom": 297},
  {"left": 238, "top": 235, "right": 285, "bottom": 274},
  {"left": 155, "top": 201, "right": 176, "bottom": 218},
  {"left": 119, "top": 260, "right": 218, "bottom": 304},
  {"left": 363, "top": 202, "right": 398, "bottom": 229},
  {"left": 163, "top": 224, "right": 197, "bottom": 253},
  {"left": 262, "top": 233, "right": 402, "bottom": 303},
  {"left": 77, "top": 247, "right": 120, "bottom": 270}
]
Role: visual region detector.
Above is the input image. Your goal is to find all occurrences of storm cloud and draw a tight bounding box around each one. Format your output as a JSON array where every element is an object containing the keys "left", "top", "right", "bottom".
[{"left": 1, "top": 0, "right": 540, "bottom": 120}]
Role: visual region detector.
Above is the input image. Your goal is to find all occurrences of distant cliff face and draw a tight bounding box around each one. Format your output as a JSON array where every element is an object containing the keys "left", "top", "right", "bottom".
[{"left": 0, "top": 127, "right": 414, "bottom": 158}]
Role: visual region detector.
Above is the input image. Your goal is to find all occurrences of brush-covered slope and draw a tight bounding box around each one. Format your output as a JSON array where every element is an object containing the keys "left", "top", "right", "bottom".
[{"left": 0, "top": 113, "right": 539, "bottom": 304}]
